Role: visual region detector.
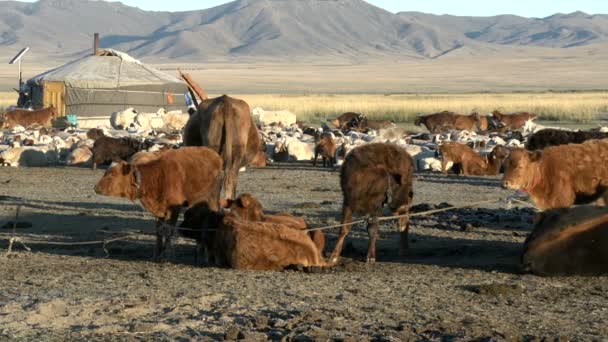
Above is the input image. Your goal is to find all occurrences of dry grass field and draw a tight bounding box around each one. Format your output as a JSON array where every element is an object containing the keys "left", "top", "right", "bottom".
[{"left": 2, "top": 90, "right": 607, "bottom": 123}]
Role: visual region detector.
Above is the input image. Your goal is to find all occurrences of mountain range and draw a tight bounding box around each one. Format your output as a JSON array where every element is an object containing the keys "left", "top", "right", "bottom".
[{"left": 1, "top": 0, "right": 608, "bottom": 62}]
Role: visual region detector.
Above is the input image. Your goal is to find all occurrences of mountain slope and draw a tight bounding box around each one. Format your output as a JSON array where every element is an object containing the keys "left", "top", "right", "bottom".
[{"left": 0, "top": 0, "right": 607, "bottom": 62}]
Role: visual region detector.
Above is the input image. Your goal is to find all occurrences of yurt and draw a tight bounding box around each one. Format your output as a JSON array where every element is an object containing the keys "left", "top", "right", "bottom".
[{"left": 25, "top": 47, "right": 189, "bottom": 123}]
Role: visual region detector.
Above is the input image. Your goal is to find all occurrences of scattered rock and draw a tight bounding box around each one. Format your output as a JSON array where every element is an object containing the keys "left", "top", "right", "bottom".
[
  {"left": 224, "top": 325, "right": 240, "bottom": 340},
  {"left": 466, "top": 283, "right": 525, "bottom": 297}
]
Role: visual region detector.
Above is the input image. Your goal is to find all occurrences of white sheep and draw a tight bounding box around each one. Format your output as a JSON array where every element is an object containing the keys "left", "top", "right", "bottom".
[
  {"left": 110, "top": 108, "right": 138, "bottom": 130},
  {"left": 252, "top": 107, "right": 297, "bottom": 126},
  {"left": 274, "top": 136, "right": 314, "bottom": 161}
]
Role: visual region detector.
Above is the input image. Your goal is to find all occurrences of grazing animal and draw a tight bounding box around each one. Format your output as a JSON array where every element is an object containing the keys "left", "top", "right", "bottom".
[
  {"left": 1, "top": 106, "right": 57, "bottom": 129},
  {"left": 110, "top": 107, "right": 138, "bottom": 130},
  {"left": 328, "top": 112, "right": 364, "bottom": 130},
  {"left": 415, "top": 111, "right": 482, "bottom": 132},
  {"left": 492, "top": 110, "right": 537, "bottom": 130},
  {"left": 91, "top": 136, "right": 145, "bottom": 169},
  {"left": 440, "top": 143, "right": 510, "bottom": 176},
  {"left": 252, "top": 107, "right": 297, "bottom": 126},
  {"left": 525, "top": 129, "right": 608, "bottom": 151},
  {"left": 313, "top": 132, "right": 337, "bottom": 168},
  {"left": 522, "top": 205, "right": 608, "bottom": 276},
  {"left": 86, "top": 128, "right": 105, "bottom": 141},
  {"left": 183, "top": 95, "right": 261, "bottom": 199},
  {"left": 502, "top": 140, "right": 608, "bottom": 209},
  {"left": 347, "top": 117, "right": 395, "bottom": 132},
  {"left": 274, "top": 136, "right": 314, "bottom": 161},
  {"left": 67, "top": 146, "right": 93, "bottom": 167},
  {"left": 329, "top": 143, "right": 414, "bottom": 264},
  {"left": 94, "top": 147, "right": 223, "bottom": 259}
]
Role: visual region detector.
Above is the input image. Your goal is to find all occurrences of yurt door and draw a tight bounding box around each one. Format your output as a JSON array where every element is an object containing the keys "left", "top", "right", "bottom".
[{"left": 43, "top": 81, "right": 66, "bottom": 116}]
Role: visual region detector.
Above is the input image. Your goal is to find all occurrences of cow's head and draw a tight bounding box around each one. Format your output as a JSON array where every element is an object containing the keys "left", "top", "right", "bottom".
[
  {"left": 221, "top": 193, "right": 264, "bottom": 221},
  {"left": 502, "top": 149, "right": 542, "bottom": 191},
  {"left": 386, "top": 172, "right": 413, "bottom": 214},
  {"left": 491, "top": 145, "right": 511, "bottom": 161},
  {"left": 414, "top": 116, "right": 423, "bottom": 127},
  {"left": 327, "top": 118, "right": 341, "bottom": 129},
  {"left": 94, "top": 161, "right": 137, "bottom": 200}
]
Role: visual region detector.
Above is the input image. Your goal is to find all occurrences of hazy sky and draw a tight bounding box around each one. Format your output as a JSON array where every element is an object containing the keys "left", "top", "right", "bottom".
[{"left": 19, "top": 0, "right": 608, "bottom": 17}]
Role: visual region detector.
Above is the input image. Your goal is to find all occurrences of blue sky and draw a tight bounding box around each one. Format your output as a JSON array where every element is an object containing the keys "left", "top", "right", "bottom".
[{"left": 20, "top": 0, "right": 608, "bottom": 17}]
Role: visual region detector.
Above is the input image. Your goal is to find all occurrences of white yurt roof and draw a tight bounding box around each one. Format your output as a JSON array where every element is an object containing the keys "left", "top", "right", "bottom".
[{"left": 28, "top": 49, "right": 184, "bottom": 89}]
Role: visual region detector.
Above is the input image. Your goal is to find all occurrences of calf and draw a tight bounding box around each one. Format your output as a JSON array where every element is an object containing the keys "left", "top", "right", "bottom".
[
  {"left": 313, "top": 132, "right": 337, "bottom": 168},
  {"left": 525, "top": 128, "right": 608, "bottom": 151},
  {"left": 329, "top": 143, "right": 414, "bottom": 264},
  {"left": 522, "top": 205, "right": 608, "bottom": 276},
  {"left": 439, "top": 142, "right": 487, "bottom": 176},
  {"left": 502, "top": 140, "right": 608, "bottom": 209},
  {"left": 94, "top": 147, "right": 223, "bottom": 259},
  {"left": 91, "top": 136, "right": 145, "bottom": 169},
  {"left": 180, "top": 193, "right": 326, "bottom": 269},
  {"left": 492, "top": 110, "right": 537, "bottom": 130},
  {"left": 1, "top": 106, "right": 56, "bottom": 129}
]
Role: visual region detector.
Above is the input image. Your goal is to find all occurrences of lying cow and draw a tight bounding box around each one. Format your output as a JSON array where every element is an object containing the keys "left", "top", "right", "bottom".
[
  {"left": 522, "top": 205, "right": 608, "bottom": 276},
  {"left": 328, "top": 112, "right": 364, "bottom": 130},
  {"left": 313, "top": 132, "right": 337, "bottom": 168},
  {"left": 525, "top": 128, "right": 608, "bottom": 151},
  {"left": 492, "top": 110, "right": 537, "bottom": 130},
  {"left": 439, "top": 142, "right": 510, "bottom": 176},
  {"left": 180, "top": 193, "right": 326, "bottom": 269},
  {"left": 415, "top": 111, "right": 478, "bottom": 133},
  {"left": 1, "top": 106, "right": 57, "bottom": 129},
  {"left": 329, "top": 143, "right": 414, "bottom": 264},
  {"left": 502, "top": 140, "right": 608, "bottom": 209},
  {"left": 91, "top": 136, "right": 147, "bottom": 169},
  {"left": 184, "top": 95, "right": 262, "bottom": 199},
  {"left": 94, "top": 147, "right": 223, "bottom": 260}
]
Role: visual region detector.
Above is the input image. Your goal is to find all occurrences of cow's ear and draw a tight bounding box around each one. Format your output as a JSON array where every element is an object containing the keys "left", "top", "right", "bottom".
[
  {"left": 220, "top": 198, "right": 233, "bottom": 209},
  {"left": 121, "top": 162, "right": 131, "bottom": 175},
  {"left": 530, "top": 151, "right": 542, "bottom": 162},
  {"left": 391, "top": 173, "right": 402, "bottom": 185}
]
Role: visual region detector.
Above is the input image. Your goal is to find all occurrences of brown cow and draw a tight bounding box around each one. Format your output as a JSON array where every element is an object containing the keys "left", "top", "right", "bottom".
[
  {"left": 183, "top": 95, "right": 261, "bottom": 199},
  {"left": 439, "top": 143, "right": 510, "bottom": 176},
  {"left": 313, "top": 132, "right": 337, "bottom": 168},
  {"left": 94, "top": 147, "right": 223, "bottom": 259},
  {"left": 328, "top": 112, "right": 364, "bottom": 130},
  {"left": 415, "top": 111, "right": 479, "bottom": 133},
  {"left": 492, "top": 110, "right": 537, "bottom": 130},
  {"left": 180, "top": 193, "right": 325, "bottom": 258},
  {"left": 91, "top": 136, "right": 147, "bottom": 169},
  {"left": 180, "top": 194, "right": 326, "bottom": 269},
  {"left": 1, "top": 106, "right": 57, "bottom": 128},
  {"left": 86, "top": 128, "right": 105, "bottom": 141},
  {"left": 502, "top": 140, "right": 608, "bottom": 209},
  {"left": 329, "top": 143, "right": 414, "bottom": 264},
  {"left": 522, "top": 205, "right": 608, "bottom": 276},
  {"left": 217, "top": 215, "right": 327, "bottom": 271}
]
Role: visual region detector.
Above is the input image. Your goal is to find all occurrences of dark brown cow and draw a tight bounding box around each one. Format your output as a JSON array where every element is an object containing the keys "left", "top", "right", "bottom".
[
  {"left": 1, "top": 106, "right": 57, "bottom": 128},
  {"left": 329, "top": 143, "right": 414, "bottom": 264},
  {"left": 328, "top": 112, "right": 364, "bottom": 130},
  {"left": 492, "top": 110, "right": 537, "bottom": 130},
  {"left": 313, "top": 132, "right": 337, "bottom": 168},
  {"left": 346, "top": 117, "right": 395, "bottom": 132},
  {"left": 183, "top": 95, "right": 261, "bottom": 199},
  {"left": 94, "top": 147, "right": 223, "bottom": 259},
  {"left": 502, "top": 140, "right": 608, "bottom": 209},
  {"left": 86, "top": 128, "right": 105, "bottom": 141},
  {"left": 522, "top": 205, "right": 608, "bottom": 276},
  {"left": 91, "top": 136, "right": 147, "bottom": 169},
  {"left": 525, "top": 128, "right": 608, "bottom": 151}
]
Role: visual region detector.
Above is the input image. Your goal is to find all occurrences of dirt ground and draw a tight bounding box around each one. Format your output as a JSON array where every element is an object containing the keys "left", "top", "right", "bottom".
[{"left": 0, "top": 164, "right": 606, "bottom": 341}]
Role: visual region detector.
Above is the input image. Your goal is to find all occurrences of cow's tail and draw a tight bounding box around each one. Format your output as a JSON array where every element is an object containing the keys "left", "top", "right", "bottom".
[{"left": 208, "top": 95, "right": 233, "bottom": 172}]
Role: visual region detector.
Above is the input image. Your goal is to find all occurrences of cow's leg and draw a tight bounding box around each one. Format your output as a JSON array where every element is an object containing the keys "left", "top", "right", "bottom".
[
  {"left": 329, "top": 206, "right": 353, "bottom": 264},
  {"left": 398, "top": 213, "right": 410, "bottom": 256},
  {"left": 441, "top": 158, "right": 448, "bottom": 175},
  {"left": 366, "top": 217, "right": 379, "bottom": 264},
  {"left": 223, "top": 168, "right": 239, "bottom": 200},
  {"left": 163, "top": 208, "right": 180, "bottom": 261},
  {"left": 313, "top": 151, "right": 318, "bottom": 166},
  {"left": 154, "top": 219, "right": 163, "bottom": 261}
]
